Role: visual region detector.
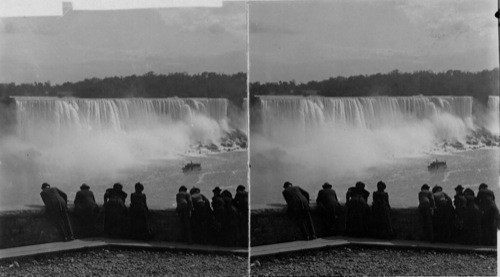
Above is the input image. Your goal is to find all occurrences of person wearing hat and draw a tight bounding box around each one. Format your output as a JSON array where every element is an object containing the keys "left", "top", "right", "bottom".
[
  {"left": 220, "top": 189, "right": 239, "bottom": 246},
  {"left": 103, "top": 183, "right": 128, "bottom": 237},
  {"left": 453, "top": 185, "right": 467, "bottom": 242},
  {"left": 233, "top": 185, "right": 248, "bottom": 246},
  {"left": 463, "top": 188, "right": 482, "bottom": 244},
  {"left": 418, "top": 184, "right": 435, "bottom": 242},
  {"left": 316, "top": 182, "right": 341, "bottom": 236},
  {"left": 190, "top": 187, "right": 213, "bottom": 244},
  {"left": 40, "top": 183, "right": 74, "bottom": 241},
  {"left": 345, "top": 181, "right": 370, "bottom": 237},
  {"left": 476, "top": 183, "right": 499, "bottom": 245},
  {"left": 176, "top": 185, "right": 193, "bottom": 244},
  {"left": 371, "top": 181, "right": 394, "bottom": 239},
  {"left": 282, "top": 181, "right": 317, "bottom": 240},
  {"left": 129, "top": 182, "right": 153, "bottom": 240},
  {"left": 74, "top": 183, "right": 98, "bottom": 237},
  {"left": 211, "top": 186, "right": 225, "bottom": 244},
  {"left": 432, "top": 185, "right": 454, "bottom": 243}
]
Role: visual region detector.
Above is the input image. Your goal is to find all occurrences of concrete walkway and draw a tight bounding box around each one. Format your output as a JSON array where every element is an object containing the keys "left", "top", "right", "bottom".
[
  {"left": 0, "top": 237, "right": 495, "bottom": 261},
  {"left": 250, "top": 236, "right": 497, "bottom": 257},
  {"left": 0, "top": 238, "right": 248, "bottom": 260}
]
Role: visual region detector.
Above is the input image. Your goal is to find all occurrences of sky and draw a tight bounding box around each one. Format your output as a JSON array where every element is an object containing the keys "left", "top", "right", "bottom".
[
  {"left": 249, "top": 0, "right": 499, "bottom": 83},
  {"left": 0, "top": 1, "right": 246, "bottom": 84}
]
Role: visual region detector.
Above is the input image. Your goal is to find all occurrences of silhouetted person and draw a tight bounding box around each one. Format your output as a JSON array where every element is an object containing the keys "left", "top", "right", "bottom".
[
  {"left": 372, "top": 181, "right": 394, "bottom": 239},
  {"left": 453, "top": 185, "right": 467, "bottom": 242},
  {"left": 220, "top": 189, "right": 239, "bottom": 246},
  {"left": 176, "top": 186, "right": 193, "bottom": 244},
  {"left": 463, "top": 188, "right": 482, "bottom": 245},
  {"left": 190, "top": 187, "right": 212, "bottom": 244},
  {"left": 418, "top": 184, "right": 435, "bottom": 242},
  {"left": 316, "top": 182, "right": 341, "bottom": 236},
  {"left": 74, "top": 183, "right": 98, "bottom": 237},
  {"left": 345, "top": 182, "right": 370, "bottom": 237},
  {"left": 129, "top": 182, "right": 153, "bottom": 240},
  {"left": 432, "top": 185, "right": 454, "bottom": 242},
  {"left": 476, "top": 183, "right": 498, "bottom": 245},
  {"left": 234, "top": 185, "right": 248, "bottom": 246},
  {"left": 282, "top": 181, "right": 316, "bottom": 240},
  {"left": 103, "top": 183, "right": 128, "bottom": 238},
  {"left": 40, "top": 183, "right": 74, "bottom": 241},
  {"left": 211, "top": 186, "right": 225, "bottom": 244}
]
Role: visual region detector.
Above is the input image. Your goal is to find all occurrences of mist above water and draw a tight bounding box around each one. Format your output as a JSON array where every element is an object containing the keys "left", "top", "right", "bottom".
[
  {"left": 251, "top": 95, "right": 499, "bottom": 194},
  {"left": 0, "top": 97, "right": 243, "bottom": 207}
]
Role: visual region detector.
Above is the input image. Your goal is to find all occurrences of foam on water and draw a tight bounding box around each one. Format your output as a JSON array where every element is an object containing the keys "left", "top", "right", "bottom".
[
  {"left": 0, "top": 97, "right": 238, "bottom": 207},
  {"left": 251, "top": 95, "right": 499, "bottom": 206}
]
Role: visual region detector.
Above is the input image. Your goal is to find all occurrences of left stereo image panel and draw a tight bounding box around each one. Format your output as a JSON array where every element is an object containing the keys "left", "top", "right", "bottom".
[{"left": 0, "top": 1, "right": 249, "bottom": 276}]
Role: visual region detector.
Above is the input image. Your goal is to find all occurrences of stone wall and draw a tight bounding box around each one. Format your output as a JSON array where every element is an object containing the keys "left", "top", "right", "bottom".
[
  {"left": 251, "top": 204, "right": 422, "bottom": 246},
  {"left": 0, "top": 207, "right": 183, "bottom": 249},
  {"left": 0, "top": 205, "right": 431, "bottom": 249}
]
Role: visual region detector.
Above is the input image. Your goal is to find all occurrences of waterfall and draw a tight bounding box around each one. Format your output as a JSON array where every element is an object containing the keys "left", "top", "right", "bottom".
[
  {"left": 258, "top": 96, "right": 474, "bottom": 145},
  {"left": 487, "top": 96, "right": 499, "bottom": 135},
  {"left": 0, "top": 97, "right": 231, "bottom": 188},
  {"left": 14, "top": 97, "right": 228, "bottom": 138}
]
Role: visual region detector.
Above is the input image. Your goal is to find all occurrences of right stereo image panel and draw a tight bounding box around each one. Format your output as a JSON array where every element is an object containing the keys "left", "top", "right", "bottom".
[{"left": 248, "top": 0, "right": 499, "bottom": 276}]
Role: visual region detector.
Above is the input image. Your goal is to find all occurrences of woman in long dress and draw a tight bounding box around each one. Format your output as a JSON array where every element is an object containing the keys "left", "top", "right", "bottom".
[
  {"left": 129, "top": 182, "right": 153, "bottom": 240},
  {"left": 371, "top": 181, "right": 394, "bottom": 239}
]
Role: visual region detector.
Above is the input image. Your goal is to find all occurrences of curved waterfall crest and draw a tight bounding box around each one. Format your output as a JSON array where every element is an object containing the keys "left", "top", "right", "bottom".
[
  {"left": 14, "top": 97, "right": 228, "bottom": 135},
  {"left": 259, "top": 96, "right": 473, "bottom": 131}
]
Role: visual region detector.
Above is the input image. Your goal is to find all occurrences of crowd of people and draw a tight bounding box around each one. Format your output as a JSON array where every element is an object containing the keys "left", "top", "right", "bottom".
[
  {"left": 39, "top": 182, "right": 248, "bottom": 246},
  {"left": 175, "top": 185, "right": 248, "bottom": 246},
  {"left": 282, "top": 181, "right": 499, "bottom": 246},
  {"left": 40, "top": 182, "right": 152, "bottom": 241},
  {"left": 39, "top": 179, "right": 497, "bottom": 246}
]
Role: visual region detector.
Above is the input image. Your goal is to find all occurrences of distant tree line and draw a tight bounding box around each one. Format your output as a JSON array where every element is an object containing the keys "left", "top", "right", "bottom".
[
  {"left": 0, "top": 72, "right": 247, "bottom": 106},
  {"left": 250, "top": 69, "right": 499, "bottom": 104}
]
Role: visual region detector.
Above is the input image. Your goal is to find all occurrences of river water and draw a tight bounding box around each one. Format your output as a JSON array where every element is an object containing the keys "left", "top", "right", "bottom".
[{"left": 250, "top": 95, "right": 499, "bottom": 208}]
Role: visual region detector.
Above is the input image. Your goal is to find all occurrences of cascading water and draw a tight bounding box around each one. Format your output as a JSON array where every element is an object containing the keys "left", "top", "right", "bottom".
[
  {"left": 15, "top": 97, "right": 228, "bottom": 141},
  {"left": 259, "top": 96, "right": 475, "bottom": 146},
  {"left": 251, "top": 95, "right": 499, "bottom": 207},
  {"left": 486, "top": 96, "right": 499, "bottom": 135},
  {"left": 0, "top": 97, "right": 240, "bottom": 208}
]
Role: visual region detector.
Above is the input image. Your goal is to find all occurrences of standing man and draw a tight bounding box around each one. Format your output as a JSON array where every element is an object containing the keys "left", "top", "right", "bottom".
[
  {"left": 211, "top": 187, "right": 225, "bottom": 244},
  {"left": 40, "top": 183, "right": 74, "bottom": 241},
  {"left": 190, "top": 187, "right": 212, "bottom": 244},
  {"left": 316, "top": 182, "right": 340, "bottom": 236},
  {"left": 176, "top": 186, "right": 193, "bottom": 244},
  {"left": 432, "top": 185, "right": 454, "bottom": 242},
  {"left": 453, "top": 185, "right": 467, "bottom": 242},
  {"left": 233, "top": 185, "right": 249, "bottom": 246},
  {"left": 418, "top": 184, "right": 435, "bottom": 242},
  {"left": 74, "top": 183, "right": 98, "bottom": 237},
  {"left": 282, "top": 181, "right": 317, "bottom": 240},
  {"left": 476, "top": 183, "right": 499, "bottom": 245}
]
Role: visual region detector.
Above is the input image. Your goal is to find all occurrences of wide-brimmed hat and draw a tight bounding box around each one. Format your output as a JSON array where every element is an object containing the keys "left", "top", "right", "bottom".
[
  {"left": 322, "top": 182, "right": 332, "bottom": 189},
  {"left": 213, "top": 186, "right": 222, "bottom": 193},
  {"left": 80, "top": 183, "right": 90, "bottom": 190},
  {"left": 455, "top": 185, "right": 464, "bottom": 191}
]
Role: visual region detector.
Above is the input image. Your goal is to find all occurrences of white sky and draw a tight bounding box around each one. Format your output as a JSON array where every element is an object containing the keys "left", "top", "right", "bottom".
[
  {"left": 0, "top": 0, "right": 245, "bottom": 84},
  {"left": 1, "top": 0, "right": 498, "bottom": 84},
  {"left": 249, "top": 0, "right": 499, "bottom": 83}
]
